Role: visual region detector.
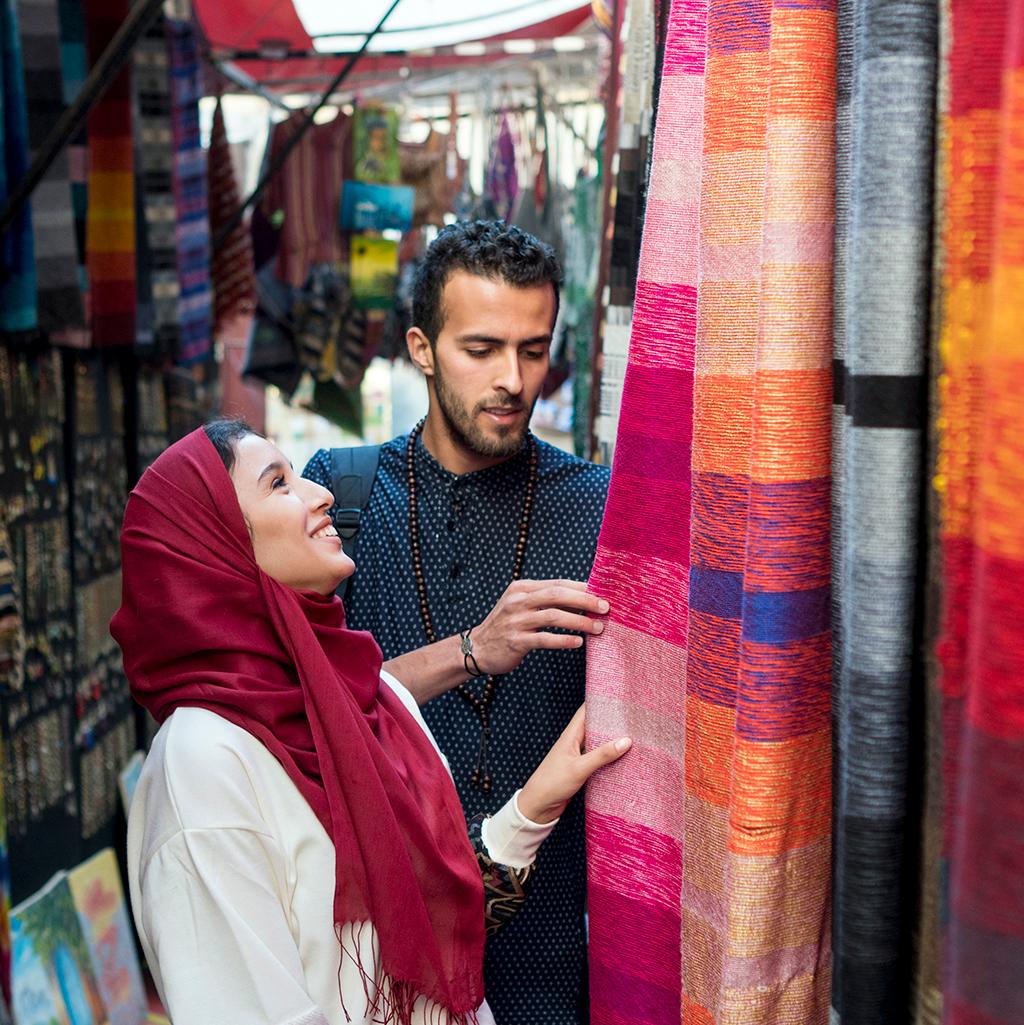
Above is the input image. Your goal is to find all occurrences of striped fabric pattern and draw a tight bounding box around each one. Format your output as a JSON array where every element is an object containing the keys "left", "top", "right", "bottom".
[
  {"left": 830, "top": 0, "right": 937, "bottom": 1022},
  {"left": 84, "top": 0, "right": 135, "bottom": 345},
  {"left": 167, "top": 15, "right": 212, "bottom": 365},
  {"left": 208, "top": 96, "right": 254, "bottom": 333},
  {"left": 1, "top": 0, "right": 36, "bottom": 334},
  {"left": 936, "top": 1, "right": 1024, "bottom": 1024},
  {"left": 586, "top": 0, "right": 835, "bottom": 1022},
  {"left": 133, "top": 7, "right": 180, "bottom": 362},
  {"left": 57, "top": 0, "right": 88, "bottom": 301},
  {"left": 586, "top": 2, "right": 703, "bottom": 1021},
  {"left": 17, "top": 0, "right": 86, "bottom": 342}
]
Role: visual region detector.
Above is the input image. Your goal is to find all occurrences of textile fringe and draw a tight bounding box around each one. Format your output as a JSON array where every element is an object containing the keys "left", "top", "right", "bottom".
[{"left": 335, "top": 922, "right": 480, "bottom": 1025}]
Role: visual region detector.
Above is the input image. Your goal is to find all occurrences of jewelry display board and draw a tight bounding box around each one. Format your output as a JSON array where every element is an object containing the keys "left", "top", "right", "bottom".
[
  {"left": 136, "top": 367, "right": 169, "bottom": 476},
  {"left": 0, "top": 347, "right": 80, "bottom": 902},
  {"left": 65, "top": 353, "right": 137, "bottom": 860}
]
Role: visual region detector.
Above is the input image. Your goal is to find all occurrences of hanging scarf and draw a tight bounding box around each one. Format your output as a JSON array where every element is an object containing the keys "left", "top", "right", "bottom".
[
  {"left": 167, "top": 16, "right": 212, "bottom": 365},
  {"left": 484, "top": 114, "right": 518, "bottom": 221},
  {"left": 0, "top": 0, "right": 36, "bottom": 333},
  {"left": 208, "top": 96, "right": 254, "bottom": 333},
  {"left": 84, "top": 0, "right": 135, "bottom": 346},
  {"left": 111, "top": 428, "right": 485, "bottom": 1024}
]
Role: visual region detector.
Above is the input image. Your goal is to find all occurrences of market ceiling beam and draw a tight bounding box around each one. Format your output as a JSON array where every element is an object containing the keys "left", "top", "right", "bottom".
[
  {"left": 0, "top": 0, "right": 165, "bottom": 237},
  {"left": 212, "top": 0, "right": 405, "bottom": 253}
]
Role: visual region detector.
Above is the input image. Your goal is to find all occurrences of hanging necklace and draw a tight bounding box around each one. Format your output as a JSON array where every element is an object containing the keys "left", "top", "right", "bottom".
[{"left": 406, "top": 417, "right": 538, "bottom": 793}]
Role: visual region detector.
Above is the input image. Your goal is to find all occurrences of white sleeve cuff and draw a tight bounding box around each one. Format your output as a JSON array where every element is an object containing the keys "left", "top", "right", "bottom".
[{"left": 480, "top": 790, "right": 558, "bottom": 869}]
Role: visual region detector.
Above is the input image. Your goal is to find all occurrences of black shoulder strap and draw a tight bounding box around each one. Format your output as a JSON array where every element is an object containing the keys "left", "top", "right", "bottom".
[{"left": 329, "top": 444, "right": 382, "bottom": 599}]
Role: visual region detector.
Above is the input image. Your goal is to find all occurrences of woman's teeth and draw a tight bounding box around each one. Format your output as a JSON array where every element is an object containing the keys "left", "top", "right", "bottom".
[{"left": 313, "top": 525, "right": 338, "bottom": 540}]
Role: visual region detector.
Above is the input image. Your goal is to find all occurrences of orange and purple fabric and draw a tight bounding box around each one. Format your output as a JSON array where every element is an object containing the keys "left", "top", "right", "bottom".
[
  {"left": 936, "top": 1, "right": 1024, "bottom": 1023},
  {"left": 586, "top": 1, "right": 835, "bottom": 1022},
  {"left": 84, "top": 0, "right": 135, "bottom": 346}
]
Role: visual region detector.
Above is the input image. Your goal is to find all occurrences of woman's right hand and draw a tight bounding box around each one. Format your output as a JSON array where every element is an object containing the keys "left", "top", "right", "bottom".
[{"left": 517, "top": 705, "right": 631, "bottom": 824}]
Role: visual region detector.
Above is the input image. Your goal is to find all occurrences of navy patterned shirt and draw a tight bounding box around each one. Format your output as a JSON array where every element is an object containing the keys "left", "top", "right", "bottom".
[{"left": 303, "top": 432, "right": 609, "bottom": 1025}]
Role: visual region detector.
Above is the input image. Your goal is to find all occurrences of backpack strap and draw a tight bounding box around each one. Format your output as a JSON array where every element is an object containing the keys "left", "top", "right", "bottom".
[{"left": 329, "top": 444, "right": 382, "bottom": 599}]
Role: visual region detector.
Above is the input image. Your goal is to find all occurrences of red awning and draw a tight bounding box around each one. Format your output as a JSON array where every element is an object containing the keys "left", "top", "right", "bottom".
[{"left": 195, "top": 2, "right": 593, "bottom": 90}]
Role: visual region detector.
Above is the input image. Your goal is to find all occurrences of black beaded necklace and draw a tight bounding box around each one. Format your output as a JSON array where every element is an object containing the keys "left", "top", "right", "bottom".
[{"left": 406, "top": 418, "right": 538, "bottom": 793}]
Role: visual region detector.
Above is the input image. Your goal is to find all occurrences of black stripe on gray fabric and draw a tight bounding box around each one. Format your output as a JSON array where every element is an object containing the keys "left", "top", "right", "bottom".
[
  {"left": 847, "top": 374, "right": 925, "bottom": 429},
  {"left": 835, "top": 366, "right": 925, "bottom": 429}
]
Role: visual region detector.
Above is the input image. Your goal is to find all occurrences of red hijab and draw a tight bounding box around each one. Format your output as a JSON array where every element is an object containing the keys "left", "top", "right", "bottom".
[{"left": 111, "top": 428, "right": 484, "bottom": 1022}]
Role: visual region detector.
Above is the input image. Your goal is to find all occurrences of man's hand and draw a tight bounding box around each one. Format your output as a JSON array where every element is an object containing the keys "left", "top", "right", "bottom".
[
  {"left": 469, "top": 580, "right": 610, "bottom": 677},
  {"left": 518, "top": 705, "right": 631, "bottom": 824}
]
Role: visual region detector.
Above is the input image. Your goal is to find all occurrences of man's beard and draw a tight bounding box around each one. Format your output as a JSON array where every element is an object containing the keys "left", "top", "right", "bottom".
[{"left": 433, "top": 362, "right": 533, "bottom": 460}]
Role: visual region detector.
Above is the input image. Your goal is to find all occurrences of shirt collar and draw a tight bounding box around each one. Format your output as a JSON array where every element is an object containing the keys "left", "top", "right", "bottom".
[{"left": 413, "top": 431, "right": 531, "bottom": 493}]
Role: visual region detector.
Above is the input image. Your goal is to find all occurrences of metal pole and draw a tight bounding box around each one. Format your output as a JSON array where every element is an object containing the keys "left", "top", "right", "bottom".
[
  {"left": 212, "top": 0, "right": 404, "bottom": 253},
  {"left": 0, "top": 0, "right": 165, "bottom": 237}
]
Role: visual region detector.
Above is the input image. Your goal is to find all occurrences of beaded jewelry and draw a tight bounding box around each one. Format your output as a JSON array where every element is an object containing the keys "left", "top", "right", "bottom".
[{"left": 406, "top": 418, "right": 537, "bottom": 793}]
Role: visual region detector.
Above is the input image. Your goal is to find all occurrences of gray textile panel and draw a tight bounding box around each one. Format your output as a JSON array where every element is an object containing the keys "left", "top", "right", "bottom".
[
  {"left": 831, "top": 0, "right": 937, "bottom": 1022},
  {"left": 17, "top": 0, "right": 85, "bottom": 333}
]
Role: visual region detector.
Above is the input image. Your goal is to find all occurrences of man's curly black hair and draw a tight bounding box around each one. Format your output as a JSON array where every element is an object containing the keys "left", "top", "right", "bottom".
[{"left": 411, "top": 220, "right": 562, "bottom": 346}]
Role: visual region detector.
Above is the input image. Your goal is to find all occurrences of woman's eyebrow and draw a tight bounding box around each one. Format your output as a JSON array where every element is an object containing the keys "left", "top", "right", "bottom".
[{"left": 257, "top": 460, "right": 288, "bottom": 484}]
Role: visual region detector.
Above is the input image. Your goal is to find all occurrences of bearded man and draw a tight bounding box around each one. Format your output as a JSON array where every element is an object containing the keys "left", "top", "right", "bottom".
[{"left": 302, "top": 221, "right": 610, "bottom": 1025}]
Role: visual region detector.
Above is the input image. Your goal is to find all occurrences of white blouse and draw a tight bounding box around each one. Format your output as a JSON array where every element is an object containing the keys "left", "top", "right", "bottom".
[{"left": 127, "top": 673, "right": 555, "bottom": 1025}]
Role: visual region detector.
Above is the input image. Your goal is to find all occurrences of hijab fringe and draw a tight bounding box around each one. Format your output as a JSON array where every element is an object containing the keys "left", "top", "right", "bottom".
[{"left": 336, "top": 922, "right": 480, "bottom": 1025}]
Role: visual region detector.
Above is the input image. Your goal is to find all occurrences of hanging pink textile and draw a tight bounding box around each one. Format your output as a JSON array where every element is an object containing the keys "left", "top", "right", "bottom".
[{"left": 586, "top": 0, "right": 835, "bottom": 1022}]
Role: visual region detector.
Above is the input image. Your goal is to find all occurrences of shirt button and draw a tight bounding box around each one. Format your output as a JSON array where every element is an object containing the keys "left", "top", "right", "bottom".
[
  {"left": 450, "top": 564, "right": 461, "bottom": 579},
  {"left": 447, "top": 519, "right": 455, "bottom": 532}
]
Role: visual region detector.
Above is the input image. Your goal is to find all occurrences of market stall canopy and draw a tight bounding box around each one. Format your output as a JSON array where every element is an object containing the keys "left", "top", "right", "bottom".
[{"left": 195, "top": 0, "right": 594, "bottom": 90}]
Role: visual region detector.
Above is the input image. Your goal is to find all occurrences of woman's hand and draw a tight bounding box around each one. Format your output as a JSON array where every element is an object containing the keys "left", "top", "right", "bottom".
[{"left": 518, "top": 705, "right": 631, "bottom": 824}]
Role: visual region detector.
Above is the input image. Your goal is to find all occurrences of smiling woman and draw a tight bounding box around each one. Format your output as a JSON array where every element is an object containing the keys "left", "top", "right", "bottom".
[
  {"left": 111, "top": 419, "right": 630, "bottom": 1025},
  {"left": 230, "top": 432, "right": 352, "bottom": 595}
]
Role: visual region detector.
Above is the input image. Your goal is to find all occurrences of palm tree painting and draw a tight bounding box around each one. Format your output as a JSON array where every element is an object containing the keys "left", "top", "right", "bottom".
[
  {"left": 67, "top": 850, "right": 147, "bottom": 1025},
  {"left": 10, "top": 873, "right": 110, "bottom": 1025}
]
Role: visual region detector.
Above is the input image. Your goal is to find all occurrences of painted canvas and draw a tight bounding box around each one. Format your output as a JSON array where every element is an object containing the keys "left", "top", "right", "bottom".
[
  {"left": 1, "top": 730, "right": 12, "bottom": 1013},
  {"left": 67, "top": 850, "right": 146, "bottom": 1025},
  {"left": 339, "top": 181, "right": 415, "bottom": 233},
  {"left": 117, "top": 753, "right": 144, "bottom": 816},
  {"left": 350, "top": 236, "right": 398, "bottom": 309},
  {"left": 10, "top": 872, "right": 109, "bottom": 1025},
  {"left": 353, "top": 106, "right": 400, "bottom": 184}
]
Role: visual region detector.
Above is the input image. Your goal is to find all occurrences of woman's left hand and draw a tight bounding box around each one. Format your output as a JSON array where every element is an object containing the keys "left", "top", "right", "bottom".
[{"left": 517, "top": 705, "right": 631, "bottom": 824}]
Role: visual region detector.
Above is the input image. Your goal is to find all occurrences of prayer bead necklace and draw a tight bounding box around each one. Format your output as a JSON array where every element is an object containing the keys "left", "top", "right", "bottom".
[{"left": 406, "top": 418, "right": 538, "bottom": 793}]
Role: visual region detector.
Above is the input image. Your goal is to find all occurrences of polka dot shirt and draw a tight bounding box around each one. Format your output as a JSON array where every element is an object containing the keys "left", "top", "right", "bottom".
[{"left": 303, "top": 432, "right": 610, "bottom": 1025}]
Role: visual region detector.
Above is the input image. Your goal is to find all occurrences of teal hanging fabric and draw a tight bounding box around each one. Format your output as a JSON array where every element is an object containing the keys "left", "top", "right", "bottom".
[{"left": 0, "top": 0, "right": 36, "bottom": 334}]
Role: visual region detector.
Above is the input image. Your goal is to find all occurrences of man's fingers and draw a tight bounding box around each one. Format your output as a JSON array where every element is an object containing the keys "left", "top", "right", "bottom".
[
  {"left": 525, "top": 631, "right": 586, "bottom": 651},
  {"left": 577, "top": 736, "right": 632, "bottom": 779},
  {"left": 526, "top": 609, "right": 606, "bottom": 635},
  {"left": 514, "top": 579, "right": 591, "bottom": 593},
  {"left": 524, "top": 585, "right": 611, "bottom": 616}
]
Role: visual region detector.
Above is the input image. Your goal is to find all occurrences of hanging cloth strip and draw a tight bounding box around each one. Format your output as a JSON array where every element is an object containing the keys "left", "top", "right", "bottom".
[
  {"left": 584, "top": 3, "right": 704, "bottom": 1018},
  {"left": 208, "top": 96, "right": 254, "bottom": 332},
  {"left": 934, "top": 2, "right": 1024, "bottom": 1024},
  {"left": 484, "top": 113, "right": 519, "bottom": 221},
  {"left": 830, "top": 0, "right": 937, "bottom": 1021},
  {"left": 167, "top": 15, "right": 212, "bottom": 365},
  {"left": 585, "top": 1, "right": 836, "bottom": 1023},
  {"left": 0, "top": 0, "right": 37, "bottom": 334},
  {"left": 595, "top": 0, "right": 657, "bottom": 463},
  {"left": 56, "top": 0, "right": 88, "bottom": 302},
  {"left": 17, "top": 0, "right": 86, "bottom": 343},
  {"left": 133, "top": 5, "right": 180, "bottom": 362},
  {"left": 84, "top": 0, "right": 136, "bottom": 346},
  {"left": 258, "top": 110, "right": 351, "bottom": 289}
]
